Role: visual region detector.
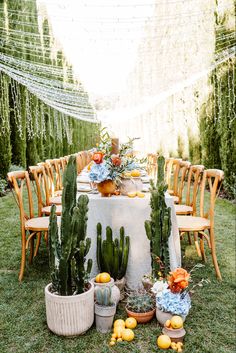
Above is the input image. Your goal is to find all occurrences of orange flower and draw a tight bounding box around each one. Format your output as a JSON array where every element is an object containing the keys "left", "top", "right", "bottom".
[
  {"left": 111, "top": 154, "right": 122, "bottom": 166},
  {"left": 92, "top": 152, "right": 104, "bottom": 164},
  {"left": 168, "top": 268, "right": 190, "bottom": 293}
]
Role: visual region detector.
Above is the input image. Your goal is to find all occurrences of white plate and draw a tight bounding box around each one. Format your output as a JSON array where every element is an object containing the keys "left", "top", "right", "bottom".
[
  {"left": 77, "top": 176, "right": 91, "bottom": 183},
  {"left": 141, "top": 176, "right": 150, "bottom": 183},
  {"left": 77, "top": 184, "right": 92, "bottom": 192}
]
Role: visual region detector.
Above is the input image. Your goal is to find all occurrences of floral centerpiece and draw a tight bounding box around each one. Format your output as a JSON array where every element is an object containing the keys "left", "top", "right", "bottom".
[
  {"left": 89, "top": 133, "right": 140, "bottom": 196},
  {"left": 152, "top": 265, "right": 209, "bottom": 325}
]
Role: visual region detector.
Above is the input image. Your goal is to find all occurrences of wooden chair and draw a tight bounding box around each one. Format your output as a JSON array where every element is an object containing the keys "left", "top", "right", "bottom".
[
  {"left": 147, "top": 153, "right": 158, "bottom": 179},
  {"left": 165, "top": 158, "right": 182, "bottom": 197},
  {"left": 177, "top": 169, "right": 224, "bottom": 280},
  {"left": 172, "top": 161, "right": 191, "bottom": 204},
  {"left": 175, "top": 165, "right": 204, "bottom": 215},
  {"left": 7, "top": 171, "right": 60, "bottom": 281},
  {"left": 38, "top": 162, "right": 62, "bottom": 204},
  {"left": 29, "top": 166, "right": 62, "bottom": 216},
  {"left": 60, "top": 157, "right": 68, "bottom": 172},
  {"left": 76, "top": 153, "right": 84, "bottom": 174}
]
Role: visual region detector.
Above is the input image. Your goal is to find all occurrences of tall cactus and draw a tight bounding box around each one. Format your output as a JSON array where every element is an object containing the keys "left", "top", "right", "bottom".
[
  {"left": 96, "top": 224, "right": 130, "bottom": 280},
  {"left": 48, "top": 155, "right": 92, "bottom": 295},
  {"left": 145, "top": 155, "right": 171, "bottom": 278}
]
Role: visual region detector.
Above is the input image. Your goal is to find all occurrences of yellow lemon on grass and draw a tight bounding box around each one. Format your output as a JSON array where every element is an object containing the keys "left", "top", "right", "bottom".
[
  {"left": 125, "top": 317, "right": 137, "bottom": 329},
  {"left": 109, "top": 341, "right": 115, "bottom": 346},
  {"left": 170, "top": 315, "right": 183, "bottom": 329},
  {"left": 117, "top": 338, "right": 123, "bottom": 343},
  {"left": 113, "top": 326, "right": 124, "bottom": 339},
  {"left": 131, "top": 169, "right": 141, "bottom": 177},
  {"left": 113, "top": 319, "right": 126, "bottom": 328},
  {"left": 122, "top": 329, "right": 135, "bottom": 342},
  {"left": 157, "top": 335, "right": 171, "bottom": 349},
  {"left": 127, "top": 192, "right": 136, "bottom": 198},
  {"left": 136, "top": 191, "right": 145, "bottom": 198}
]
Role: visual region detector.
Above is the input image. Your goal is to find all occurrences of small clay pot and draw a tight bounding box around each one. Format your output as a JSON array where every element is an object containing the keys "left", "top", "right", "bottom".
[
  {"left": 125, "top": 307, "right": 156, "bottom": 323},
  {"left": 97, "top": 180, "right": 116, "bottom": 197},
  {"left": 115, "top": 277, "right": 126, "bottom": 301},
  {"left": 162, "top": 326, "right": 186, "bottom": 343}
]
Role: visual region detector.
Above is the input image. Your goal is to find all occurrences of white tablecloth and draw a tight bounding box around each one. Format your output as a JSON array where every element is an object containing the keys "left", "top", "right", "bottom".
[{"left": 79, "top": 190, "right": 181, "bottom": 290}]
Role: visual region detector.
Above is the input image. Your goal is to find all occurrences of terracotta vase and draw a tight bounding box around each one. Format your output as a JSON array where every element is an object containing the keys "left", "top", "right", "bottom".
[
  {"left": 97, "top": 180, "right": 116, "bottom": 197},
  {"left": 162, "top": 326, "right": 186, "bottom": 343},
  {"left": 125, "top": 307, "right": 156, "bottom": 323}
]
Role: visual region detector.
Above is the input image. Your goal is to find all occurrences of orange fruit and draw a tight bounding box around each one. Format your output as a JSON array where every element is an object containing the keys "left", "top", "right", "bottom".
[
  {"left": 165, "top": 319, "right": 171, "bottom": 328},
  {"left": 122, "top": 328, "right": 135, "bottom": 342},
  {"left": 157, "top": 335, "right": 171, "bottom": 349},
  {"left": 125, "top": 317, "right": 137, "bottom": 329},
  {"left": 136, "top": 192, "right": 145, "bottom": 198},
  {"left": 95, "top": 274, "right": 101, "bottom": 283},
  {"left": 170, "top": 316, "right": 183, "bottom": 329},
  {"left": 99, "top": 272, "right": 111, "bottom": 283},
  {"left": 117, "top": 338, "right": 123, "bottom": 342},
  {"left": 111, "top": 333, "right": 117, "bottom": 339},
  {"left": 109, "top": 341, "right": 115, "bottom": 346},
  {"left": 114, "top": 319, "right": 126, "bottom": 328},
  {"left": 113, "top": 326, "right": 124, "bottom": 338}
]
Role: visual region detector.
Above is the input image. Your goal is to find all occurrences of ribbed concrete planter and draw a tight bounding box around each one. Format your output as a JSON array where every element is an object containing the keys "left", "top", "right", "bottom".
[{"left": 45, "top": 281, "right": 94, "bottom": 336}]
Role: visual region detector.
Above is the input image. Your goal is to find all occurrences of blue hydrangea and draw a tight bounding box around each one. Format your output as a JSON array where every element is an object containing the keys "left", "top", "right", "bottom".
[
  {"left": 89, "top": 163, "right": 111, "bottom": 183},
  {"left": 156, "top": 289, "right": 191, "bottom": 316}
]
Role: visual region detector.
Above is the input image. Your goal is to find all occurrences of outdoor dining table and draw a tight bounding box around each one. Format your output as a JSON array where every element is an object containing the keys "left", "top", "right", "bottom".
[{"left": 77, "top": 178, "right": 181, "bottom": 290}]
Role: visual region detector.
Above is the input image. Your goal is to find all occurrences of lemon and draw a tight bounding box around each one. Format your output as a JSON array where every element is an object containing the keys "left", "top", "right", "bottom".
[
  {"left": 99, "top": 272, "right": 111, "bottom": 283},
  {"left": 109, "top": 341, "right": 115, "bottom": 346},
  {"left": 127, "top": 192, "right": 136, "bottom": 198},
  {"left": 131, "top": 170, "right": 141, "bottom": 177},
  {"left": 95, "top": 274, "right": 101, "bottom": 283},
  {"left": 125, "top": 317, "right": 137, "bottom": 329},
  {"left": 122, "top": 328, "right": 135, "bottom": 342},
  {"left": 137, "top": 192, "right": 145, "bottom": 198},
  {"left": 114, "top": 319, "right": 125, "bottom": 328},
  {"left": 170, "top": 316, "right": 183, "bottom": 329},
  {"left": 113, "top": 326, "right": 124, "bottom": 338},
  {"left": 165, "top": 319, "right": 171, "bottom": 328},
  {"left": 157, "top": 335, "right": 171, "bottom": 349},
  {"left": 117, "top": 338, "right": 123, "bottom": 343}
]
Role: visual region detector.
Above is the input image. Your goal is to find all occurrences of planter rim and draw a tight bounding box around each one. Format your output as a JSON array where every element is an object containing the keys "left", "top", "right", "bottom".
[
  {"left": 125, "top": 306, "right": 156, "bottom": 316},
  {"left": 91, "top": 277, "right": 115, "bottom": 286},
  {"left": 45, "top": 281, "right": 94, "bottom": 299}
]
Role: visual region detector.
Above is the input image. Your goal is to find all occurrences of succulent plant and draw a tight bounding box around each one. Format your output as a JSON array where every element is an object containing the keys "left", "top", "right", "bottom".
[
  {"left": 145, "top": 155, "right": 171, "bottom": 278},
  {"left": 95, "top": 286, "right": 114, "bottom": 306},
  {"left": 126, "top": 291, "right": 156, "bottom": 313},
  {"left": 48, "top": 155, "right": 92, "bottom": 296},
  {"left": 97, "top": 224, "right": 129, "bottom": 280}
]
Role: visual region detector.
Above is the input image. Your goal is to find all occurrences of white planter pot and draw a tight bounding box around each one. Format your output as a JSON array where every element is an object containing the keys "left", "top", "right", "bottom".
[
  {"left": 95, "top": 303, "right": 116, "bottom": 333},
  {"left": 91, "top": 277, "right": 120, "bottom": 305},
  {"left": 45, "top": 281, "right": 94, "bottom": 336},
  {"left": 119, "top": 177, "right": 143, "bottom": 196},
  {"left": 156, "top": 307, "right": 186, "bottom": 326}
]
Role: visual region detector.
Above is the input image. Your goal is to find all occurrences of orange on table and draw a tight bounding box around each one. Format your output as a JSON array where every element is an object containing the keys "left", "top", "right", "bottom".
[
  {"left": 127, "top": 192, "right": 136, "bottom": 198},
  {"left": 137, "top": 191, "right": 145, "bottom": 198},
  {"left": 131, "top": 169, "right": 141, "bottom": 177}
]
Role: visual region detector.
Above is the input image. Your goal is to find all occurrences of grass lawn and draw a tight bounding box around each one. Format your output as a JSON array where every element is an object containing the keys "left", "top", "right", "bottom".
[{"left": 0, "top": 191, "right": 235, "bottom": 353}]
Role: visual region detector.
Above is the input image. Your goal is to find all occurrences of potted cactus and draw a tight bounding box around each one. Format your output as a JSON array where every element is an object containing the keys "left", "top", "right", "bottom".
[
  {"left": 45, "top": 155, "right": 94, "bottom": 336},
  {"left": 125, "top": 290, "right": 156, "bottom": 323},
  {"left": 96, "top": 223, "right": 130, "bottom": 300},
  {"left": 94, "top": 286, "right": 116, "bottom": 333}
]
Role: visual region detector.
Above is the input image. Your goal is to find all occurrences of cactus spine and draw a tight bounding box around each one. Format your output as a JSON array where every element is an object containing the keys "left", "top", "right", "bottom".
[
  {"left": 145, "top": 155, "right": 171, "bottom": 278},
  {"left": 48, "top": 155, "right": 92, "bottom": 296},
  {"left": 95, "top": 286, "right": 114, "bottom": 306},
  {"left": 96, "top": 224, "right": 130, "bottom": 280}
]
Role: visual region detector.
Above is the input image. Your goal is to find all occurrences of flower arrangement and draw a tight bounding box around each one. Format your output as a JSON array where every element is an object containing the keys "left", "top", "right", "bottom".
[
  {"left": 152, "top": 265, "right": 209, "bottom": 317},
  {"left": 89, "top": 134, "right": 140, "bottom": 184}
]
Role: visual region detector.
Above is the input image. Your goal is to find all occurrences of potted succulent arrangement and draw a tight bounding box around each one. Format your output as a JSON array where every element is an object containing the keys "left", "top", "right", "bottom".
[
  {"left": 125, "top": 290, "right": 156, "bottom": 323},
  {"left": 45, "top": 156, "right": 94, "bottom": 336},
  {"left": 96, "top": 223, "right": 130, "bottom": 301},
  {"left": 94, "top": 286, "right": 116, "bottom": 333}
]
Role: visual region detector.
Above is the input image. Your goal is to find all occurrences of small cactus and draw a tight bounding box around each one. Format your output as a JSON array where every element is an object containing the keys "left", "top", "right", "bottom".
[
  {"left": 145, "top": 155, "right": 171, "bottom": 278},
  {"left": 126, "top": 291, "right": 155, "bottom": 313},
  {"left": 96, "top": 224, "right": 129, "bottom": 280},
  {"left": 48, "top": 155, "right": 92, "bottom": 295},
  {"left": 95, "top": 286, "right": 114, "bottom": 306}
]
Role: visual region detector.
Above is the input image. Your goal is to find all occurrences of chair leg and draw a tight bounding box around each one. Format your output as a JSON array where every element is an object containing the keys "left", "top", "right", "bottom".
[
  {"left": 210, "top": 228, "right": 222, "bottom": 280},
  {"left": 199, "top": 236, "right": 207, "bottom": 262},
  {"left": 187, "top": 233, "right": 192, "bottom": 245},
  {"left": 44, "top": 231, "right": 48, "bottom": 246},
  {"left": 194, "top": 232, "right": 201, "bottom": 257},
  {"left": 29, "top": 235, "right": 34, "bottom": 264},
  {"left": 19, "top": 229, "right": 26, "bottom": 281},
  {"left": 34, "top": 232, "right": 41, "bottom": 257}
]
